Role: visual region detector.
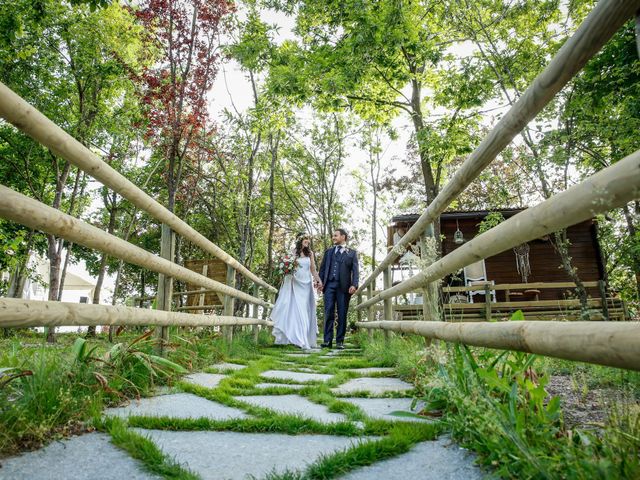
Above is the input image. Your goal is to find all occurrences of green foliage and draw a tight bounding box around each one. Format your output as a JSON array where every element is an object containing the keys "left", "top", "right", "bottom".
[
  {"left": 0, "top": 331, "right": 186, "bottom": 455},
  {"left": 476, "top": 212, "right": 506, "bottom": 235},
  {"left": 359, "top": 333, "right": 640, "bottom": 479},
  {"left": 100, "top": 417, "right": 199, "bottom": 479}
]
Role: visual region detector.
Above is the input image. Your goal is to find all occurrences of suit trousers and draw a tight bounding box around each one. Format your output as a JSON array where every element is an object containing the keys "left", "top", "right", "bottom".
[{"left": 323, "top": 278, "right": 349, "bottom": 344}]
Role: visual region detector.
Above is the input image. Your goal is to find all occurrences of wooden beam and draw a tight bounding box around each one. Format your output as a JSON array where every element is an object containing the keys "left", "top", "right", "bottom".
[
  {"left": 355, "top": 320, "right": 640, "bottom": 371},
  {"left": 223, "top": 264, "right": 236, "bottom": 343},
  {"left": 156, "top": 223, "right": 175, "bottom": 353},
  {"left": 0, "top": 298, "right": 269, "bottom": 328},
  {"left": 355, "top": 0, "right": 640, "bottom": 296},
  {"left": 0, "top": 81, "right": 277, "bottom": 295},
  {"left": 175, "top": 305, "right": 222, "bottom": 311},
  {"left": 357, "top": 149, "right": 640, "bottom": 310},
  {"left": 0, "top": 186, "right": 271, "bottom": 307},
  {"left": 443, "top": 281, "right": 600, "bottom": 293}
]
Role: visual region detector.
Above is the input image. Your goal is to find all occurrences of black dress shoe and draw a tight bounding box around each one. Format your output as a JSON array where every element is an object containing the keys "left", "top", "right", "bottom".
[
  {"left": 336, "top": 343, "right": 345, "bottom": 350},
  {"left": 320, "top": 342, "right": 332, "bottom": 349}
]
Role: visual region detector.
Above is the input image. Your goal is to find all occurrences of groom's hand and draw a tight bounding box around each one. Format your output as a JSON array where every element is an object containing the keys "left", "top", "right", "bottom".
[{"left": 348, "top": 286, "right": 356, "bottom": 295}]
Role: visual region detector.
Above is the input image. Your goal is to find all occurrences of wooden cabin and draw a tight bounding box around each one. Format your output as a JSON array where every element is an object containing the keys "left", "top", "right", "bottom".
[{"left": 384, "top": 209, "right": 627, "bottom": 321}]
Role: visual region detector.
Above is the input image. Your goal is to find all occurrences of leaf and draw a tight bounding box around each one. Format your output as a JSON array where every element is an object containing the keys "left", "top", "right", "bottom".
[
  {"left": 388, "top": 410, "right": 428, "bottom": 420},
  {"left": 147, "top": 354, "right": 188, "bottom": 374},
  {"left": 510, "top": 310, "right": 525, "bottom": 321},
  {"left": 73, "top": 337, "right": 87, "bottom": 361}
]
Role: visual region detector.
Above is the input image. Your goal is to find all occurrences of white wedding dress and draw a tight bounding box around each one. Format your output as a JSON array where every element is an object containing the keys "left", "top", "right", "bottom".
[{"left": 271, "top": 256, "right": 318, "bottom": 350}]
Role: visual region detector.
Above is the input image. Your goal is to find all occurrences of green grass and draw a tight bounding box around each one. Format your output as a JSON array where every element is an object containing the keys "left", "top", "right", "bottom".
[
  {"left": 98, "top": 417, "right": 199, "bottom": 479},
  {"left": 262, "top": 422, "right": 439, "bottom": 480},
  {"left": 357, "top": 330, "right": 640, "bottom": 479},
  {"left": 2, "top": 327, "right": 445, "bottom": 480}
]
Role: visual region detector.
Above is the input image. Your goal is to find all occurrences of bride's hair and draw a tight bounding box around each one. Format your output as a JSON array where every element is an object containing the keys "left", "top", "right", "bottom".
[{"left": 295, "top": 232, "right": 312, "bottom": 258}]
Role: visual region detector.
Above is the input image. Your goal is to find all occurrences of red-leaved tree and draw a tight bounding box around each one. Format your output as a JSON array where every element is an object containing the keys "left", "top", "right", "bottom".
[{"left": 135, "top": 0, "right": 234, "bottom": 213}]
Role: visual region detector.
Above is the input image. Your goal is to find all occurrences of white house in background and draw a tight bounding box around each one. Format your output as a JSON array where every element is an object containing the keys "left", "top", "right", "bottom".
[{"left": 23, "top": 256, "right": 96, "bottom": 304}]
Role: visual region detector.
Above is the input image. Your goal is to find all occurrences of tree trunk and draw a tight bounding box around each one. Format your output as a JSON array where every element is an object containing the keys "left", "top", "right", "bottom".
[
  {"left": 552, "top": 230, "right": 590, "bottom": 319},
  {"left": 622, "top": 203, "right": 640, "bottom": 301},
  {"left": 267, "top": 132, "right": 279, "bottom": 278}
]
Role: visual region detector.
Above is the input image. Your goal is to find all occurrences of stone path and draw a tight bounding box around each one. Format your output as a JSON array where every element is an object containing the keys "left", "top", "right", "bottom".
[
  {"left": 0, "top": 432, "right": 160, "bottom": 480},
  {"left": 105, "top": 393, "right": 249, "bottom": 420},
  {"left": 332, "top": 377, "right": 415, "bottom": 395},
  {"left": 3, "top": 341, "right": 484, "bottom": 480},
  {"left": 234, "top": 394, "right": 347, "bottom": 423},
  {"left": 339, "top": 437, "right": 483, "bottom": 480}
]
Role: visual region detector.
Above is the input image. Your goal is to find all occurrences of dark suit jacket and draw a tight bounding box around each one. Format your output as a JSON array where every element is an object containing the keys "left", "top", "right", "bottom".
[{"left": 319, "top": 246, "right": 360, "bottom": 294}]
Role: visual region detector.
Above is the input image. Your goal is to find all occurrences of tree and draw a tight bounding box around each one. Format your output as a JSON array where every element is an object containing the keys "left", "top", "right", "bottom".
[{"left": 0, "top": 1, "right": 146, "bottom": 340}]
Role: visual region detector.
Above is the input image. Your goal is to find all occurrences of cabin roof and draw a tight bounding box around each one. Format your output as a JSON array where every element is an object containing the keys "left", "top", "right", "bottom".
[{"left": 390, "top": 208, "right": 526, "bottom": 224}]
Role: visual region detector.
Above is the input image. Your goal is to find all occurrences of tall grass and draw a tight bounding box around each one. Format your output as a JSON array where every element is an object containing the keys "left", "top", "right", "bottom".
[
  {"left": 0, "top": 328, "right": 252, "bottom": 456},
  {"left": 356, "top": 331, "right": 640, "bottom": 479}
]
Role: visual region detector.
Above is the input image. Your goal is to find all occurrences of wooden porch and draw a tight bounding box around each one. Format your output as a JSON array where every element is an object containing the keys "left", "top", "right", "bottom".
[{"left": 374, "top": 281, "right": 628, "bottom": 322}]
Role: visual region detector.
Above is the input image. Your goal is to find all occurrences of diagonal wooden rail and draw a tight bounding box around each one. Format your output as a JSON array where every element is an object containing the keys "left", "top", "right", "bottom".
[
  {"left": 0, "top": 81, "right": 277, "bottom": 296},
  {"left": 0, "top": 186, "right": 271, "bottom": 307},
  {"left": 357, "top": 149, "right": 640, "bottom": 309},
  {"left": 0, "top": 297, "right": 272, "bottom": 329},
  {"left": 355, "top": 0, "right": 640, "bottom": 297}
]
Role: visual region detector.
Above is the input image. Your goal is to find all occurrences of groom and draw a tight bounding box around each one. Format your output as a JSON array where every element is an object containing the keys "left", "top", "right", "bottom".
[{"left": 318, "top": 228, "right": 360, "bottom": 349}]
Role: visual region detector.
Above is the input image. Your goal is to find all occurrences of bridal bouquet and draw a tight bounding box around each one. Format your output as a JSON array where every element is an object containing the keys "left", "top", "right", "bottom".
[{"left": 275, "top": 253, "right": 298, "bottom": 280}]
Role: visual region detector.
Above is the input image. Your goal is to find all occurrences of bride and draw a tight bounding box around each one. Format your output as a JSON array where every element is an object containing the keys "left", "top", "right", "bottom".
[{"left": 271, "top": 233, "right": 322, "bottom": 351}]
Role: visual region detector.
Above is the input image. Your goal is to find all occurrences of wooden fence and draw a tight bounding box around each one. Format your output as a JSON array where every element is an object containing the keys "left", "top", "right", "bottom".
[
  {"left": 355, "top": 0, "right": 640, "bottom": 372},
  {"left": 0, "top": 79, "right": 278, "bottom": 347}
]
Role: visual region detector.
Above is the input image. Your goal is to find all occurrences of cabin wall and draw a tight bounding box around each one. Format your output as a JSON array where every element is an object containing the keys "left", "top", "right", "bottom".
[{"left": 440, "top": 217, "right": 602, "bottom": 301}]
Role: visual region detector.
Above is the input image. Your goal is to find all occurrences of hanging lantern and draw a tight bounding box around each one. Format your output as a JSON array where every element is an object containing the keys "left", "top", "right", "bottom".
[{"left": 453, "top": 219, "right": 465, "bottom": 244}]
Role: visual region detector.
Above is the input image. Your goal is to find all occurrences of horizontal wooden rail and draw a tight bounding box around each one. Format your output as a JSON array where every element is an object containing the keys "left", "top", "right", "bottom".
[
  {"left": 442, "top": 281, "right": 600, "bottom": 293},
  {"left": 356, "top": 0, "right": 640, "bottom": 295},
  {"left": 0, "top": 186, "right": 271, "bottom": 307},
  {"left": 444, "top": 298, "right": 604, "bottom": 309},
  {"left": 356, "top": 320, "right": 640, "bottom": 371},
  {"left": 357, "top": 148, "right": 640, "bottom": 310},
  {"left": 0, "top": 82, "right": 277, "bottom": 295},
  {"left": 176, "top": 304, "right": 222, "bottom": 311},
  {"left": 173, "top": 288, "right": 220, "bottom": 296},
  {"left": 0, "top": 298, "right": 269, "bottom": 328}
]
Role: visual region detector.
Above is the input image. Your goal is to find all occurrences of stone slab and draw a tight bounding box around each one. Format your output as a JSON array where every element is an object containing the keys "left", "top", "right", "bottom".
[
  {"left": 342, "top": 397, "right": 429, "bottom": 423},
  {"left": 254, "top": 382, "right": 305, "bottom": 390},
  {"left": 260, "top": 369, "right": 332, "bottom": 383},
  {"left": 332, "top": 377, "right": 414, "bottom": 395},
  {"left": 133, "top": 429, "right": 370, "bottom": 480},
  {"left": 105, "top": 393, "right": 249, "bottom": 420},
  {"left": 183, "top": 373, "right": 226, "bottom": 389},
  {"left": 348, "top": 367, "right": 395, "bottom": 375},
  {"left": 209, "top": 362, "right": 247, "bottom": 371},
  {"left": 234, "top": 394, "right": 346, "bottom": 423},
  {"left": 0, "top": 432, "right": 160, "bottom": 480},
  {"left": 339, "top": 437, "right": 482, "bottom": 480}
]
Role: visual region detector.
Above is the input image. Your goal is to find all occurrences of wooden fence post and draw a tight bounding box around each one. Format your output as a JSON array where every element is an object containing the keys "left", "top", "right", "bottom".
[
  {"left": 155, "top": 223, "right": 175, "bottom": 355},
  {"left": 383, "top": 266, "right": 392, "bottom": 343},
  {"left": 598, "top": 279, "right": 609, "bottom": 320},
  {"left": 419, "top": 223, "right": 440, "bottom": 325},
  {"left": 223, "top": 265, "right": 236, "bottom": 343},
  {"left": 252, "top": 284, "right": 260, "bottom": 343},
  {"left": 366, "top": 284, "right": 374, "bottom": 340}
]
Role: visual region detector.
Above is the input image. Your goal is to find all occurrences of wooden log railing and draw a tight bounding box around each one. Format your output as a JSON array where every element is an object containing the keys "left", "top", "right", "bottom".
[
  {"left": 0, "top": 82, "right": 276, "bottom": 346},
  {"left": 357, "top": 149, "right": 640, "bottom": 310},
  {"left": 355, "top": 0, "right": 640, "bottom": 298},
  {"left": 0, "top": 186, "right": 269, "bottom": 308},
  {"left": 355, "top": 0, "right": 640, "bottom": 372},
  {"left": 0, "top": 81, "right": 277, "bottom": 296},
  {"left": 0, "top": 298, "right": 269, "bottom": 329},
  {"left": 356, "top": 320, "right": 640, "bottom": 372}
]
